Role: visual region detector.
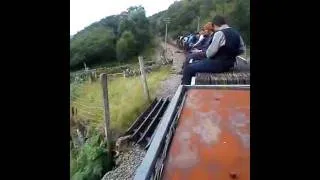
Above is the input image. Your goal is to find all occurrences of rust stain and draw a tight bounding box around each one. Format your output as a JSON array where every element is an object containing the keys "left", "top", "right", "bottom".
[
  {"left": 162, "top": 89, "right": 250, "bottom": 180},
  {"left": 192, "top": 111, "right": 221, "bottom": 146}
]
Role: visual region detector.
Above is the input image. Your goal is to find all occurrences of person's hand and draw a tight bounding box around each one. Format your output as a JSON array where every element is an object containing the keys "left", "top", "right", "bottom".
[{"left": 191, "top": 49, "right": 202, "bottom": 53}]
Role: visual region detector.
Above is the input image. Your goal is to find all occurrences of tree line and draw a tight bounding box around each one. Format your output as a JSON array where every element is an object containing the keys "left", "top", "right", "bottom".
[
  {"left": 70, "top": 0, "right": 250, "bottom": 70},
  {"left": 70, "top": 6, "right": 151, "bottom": 70},
  {"left": 149, "top": 0, "right": 250, "bottom": 45}
]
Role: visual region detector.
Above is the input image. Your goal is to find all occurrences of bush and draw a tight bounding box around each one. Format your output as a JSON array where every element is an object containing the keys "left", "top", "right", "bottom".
[
  {"left": 71, "top": 133, "right": 113, "bottom": 180},
  {"left": 70, "top": 26, "right": 117, "bottom": 69}
]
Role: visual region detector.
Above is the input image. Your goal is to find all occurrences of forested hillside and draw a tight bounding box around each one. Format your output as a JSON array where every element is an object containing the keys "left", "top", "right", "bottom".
[
  {"left": 70, "top": 6, "right": 151, "bottom": 70},
  {"left": 70, "top": 0, "right": 250, "bottom": 70},
  {"left": 150, "top": 0, "right": 249, "bottom": 44}
]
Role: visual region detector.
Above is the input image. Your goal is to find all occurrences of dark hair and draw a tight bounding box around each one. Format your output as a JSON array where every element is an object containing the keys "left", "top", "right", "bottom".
[{"left": 212, "top": 15, "right": 226, "bottom": 26}]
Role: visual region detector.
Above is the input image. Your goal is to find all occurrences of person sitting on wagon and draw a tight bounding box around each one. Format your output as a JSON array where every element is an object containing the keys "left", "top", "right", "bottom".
[
  {"left": 181, "top": 15, "right": 245, "bottom": 85},
  {"left": 180, "top": 22, "right": 215, "bottom": 72}
]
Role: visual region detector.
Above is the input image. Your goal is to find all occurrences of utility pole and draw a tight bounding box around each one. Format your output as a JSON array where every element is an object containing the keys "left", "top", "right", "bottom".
[
  {"left": 83, "top": 62, "right": 87, "bottom": 70},
  {"left": 165, "top": 23, "right": 168, "bottom": 54},
  {"left": 197, "top": 16, "right": 200, "bottom": 32},
  {"left": 222, "top": 1, "right": 226, "bottom": 15},
  {"left": 163, "top": 17, "right": 171, "bottom": 55}
]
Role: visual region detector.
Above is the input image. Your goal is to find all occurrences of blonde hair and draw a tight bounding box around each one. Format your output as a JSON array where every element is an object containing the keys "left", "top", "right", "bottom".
[
  {"left": 199, "top": 30, "right": 205, "bottom": 35},
  {"left": 203, "top": 22, "right": 214, "bottom": 31}
]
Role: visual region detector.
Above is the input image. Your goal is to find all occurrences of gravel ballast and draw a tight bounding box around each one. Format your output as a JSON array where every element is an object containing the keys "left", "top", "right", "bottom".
[{"left": 102, "top": 144, "right": 146, "bottom": 180}]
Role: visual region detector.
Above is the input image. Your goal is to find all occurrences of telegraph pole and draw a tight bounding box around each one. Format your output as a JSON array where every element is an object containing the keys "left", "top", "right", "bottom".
[
  {"left": 163, "top": 17, "right": 171, "bottom": 55},
  {"left": 165, "top": 23, "right": 168, "bottom": 53},
  {"left": 197, "top": 16, "right": 200, "bottom": 32}
]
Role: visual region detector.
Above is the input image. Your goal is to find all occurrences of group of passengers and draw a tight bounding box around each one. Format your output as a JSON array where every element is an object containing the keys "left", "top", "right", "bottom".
[{"left": 177, "top": 15, "right": 245, "bottom": 85}]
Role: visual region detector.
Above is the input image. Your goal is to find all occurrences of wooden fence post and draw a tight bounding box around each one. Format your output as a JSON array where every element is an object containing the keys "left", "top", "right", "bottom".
[
  {"left": 100, "top": 73, "right": 112, "bottom": 156},
  {"left": 138, "top": 56, "right": 151, "bottom": 102},
  {"left": 88, "top": 72, "right": 93, "bottom": 84}
]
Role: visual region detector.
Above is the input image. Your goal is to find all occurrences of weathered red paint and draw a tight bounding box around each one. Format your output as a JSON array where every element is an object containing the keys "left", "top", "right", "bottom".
[{"left": 162, "top": 89, "right": 250, "bottom": 180}]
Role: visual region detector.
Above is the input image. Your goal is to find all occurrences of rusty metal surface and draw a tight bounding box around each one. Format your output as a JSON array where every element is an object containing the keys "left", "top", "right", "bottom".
[{"left": 162, "top": 89, "right": 250, "bottom": 180}]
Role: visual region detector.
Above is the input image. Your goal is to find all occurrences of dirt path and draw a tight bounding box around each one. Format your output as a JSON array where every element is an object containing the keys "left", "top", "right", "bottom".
[{"left": 155, "top": 41, "right": 185, "bottom": 99}]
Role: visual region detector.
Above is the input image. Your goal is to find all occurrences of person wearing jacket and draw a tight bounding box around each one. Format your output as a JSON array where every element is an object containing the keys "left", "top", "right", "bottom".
[
  {"left": 192, "top": 29, "right": 205, "bottom": 49},
  {"left": 180, "top": 22, "right": 215, "bottom": 72},
  {"left": 181, "top": 15, "right": 245, "bottom": 85}
]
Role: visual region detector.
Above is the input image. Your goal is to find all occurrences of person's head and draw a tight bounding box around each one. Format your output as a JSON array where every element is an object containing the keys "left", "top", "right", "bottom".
[
  {"left": 203, "top": 22, "right": 214, "bottom": 35},
  {"left": 212, "top": 15, "right": 226, "bottom": 31}
]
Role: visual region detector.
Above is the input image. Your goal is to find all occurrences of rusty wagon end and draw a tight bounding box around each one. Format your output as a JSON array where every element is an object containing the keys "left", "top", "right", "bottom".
[{"left": 134, "top": 85, "right": 250, "bottom": 180}]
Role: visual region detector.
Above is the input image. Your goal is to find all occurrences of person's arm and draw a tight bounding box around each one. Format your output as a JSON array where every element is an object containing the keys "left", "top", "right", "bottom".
[
  {"left": 191, "top": 49, "right": 202, "bottom": 53},
  {"left": 192, "top": 35, "right": 204, "bottom": 47},
  {"left": 206, "top": 31, "right": 225, "bottom": 58}
]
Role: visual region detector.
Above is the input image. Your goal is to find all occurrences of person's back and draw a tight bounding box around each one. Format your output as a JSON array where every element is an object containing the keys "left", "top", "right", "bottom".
[
  {"left": 189, "top": 33, "right": 198, "bottom": 44},
  {"left": 208, "top": 27, "right": 243, "bottom": 63},
  {"left": 206, "top": 16, "right": 244, "bottom": 64}
]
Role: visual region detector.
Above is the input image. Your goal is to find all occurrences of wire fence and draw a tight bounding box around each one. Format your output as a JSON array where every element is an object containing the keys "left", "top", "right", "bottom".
[
  {"left": 70, "top": 56, "right": 167, "bottom": 145},
  {"left": 70, "top": 82, "right": 104, "bottom": 125}
]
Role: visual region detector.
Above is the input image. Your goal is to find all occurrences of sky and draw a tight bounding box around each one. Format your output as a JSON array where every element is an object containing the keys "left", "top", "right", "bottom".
[{"left": 70, "top": 0, "right": 177, "bottom": 35}]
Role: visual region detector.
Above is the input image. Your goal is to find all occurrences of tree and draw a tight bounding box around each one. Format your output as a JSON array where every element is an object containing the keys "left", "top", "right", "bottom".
[
  {"left": 70, "top": 26, "right": 116, "bottom": 69},
  {"left": 116, "top": 31, "right": 136, "bottom": 62},
  {"left": 229, "top": 0, "right": 250, "bottom": 44},
  {"left": 70, "top": 5, "right": 152, "bottom": 70}
]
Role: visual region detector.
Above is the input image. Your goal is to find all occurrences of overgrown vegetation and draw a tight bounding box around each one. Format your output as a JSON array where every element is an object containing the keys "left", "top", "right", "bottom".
[
  {"left": 71, "top": 133, "right": 113, "bottom": 180},
  {"left": 70, "top": 67, "right": 171, "bottom": 180},
  {"left": 70, "top": 67, "right": 170, "bottom": 131}
]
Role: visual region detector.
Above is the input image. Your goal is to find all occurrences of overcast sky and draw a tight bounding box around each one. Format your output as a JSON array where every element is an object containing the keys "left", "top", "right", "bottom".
[{"left": 70, "top": 0, "right": 177, "bottom": 35}]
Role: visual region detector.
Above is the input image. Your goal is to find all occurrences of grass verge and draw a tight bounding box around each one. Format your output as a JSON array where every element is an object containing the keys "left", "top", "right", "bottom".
[
  {"left": 70, "top": 66, "right": 171, "bottom": 134},
  {"left": 70, "top": 67, "right": 171, "bottom": 180}
]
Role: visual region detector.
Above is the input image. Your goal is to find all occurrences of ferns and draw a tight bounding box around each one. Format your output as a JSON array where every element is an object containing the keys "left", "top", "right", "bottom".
[{"left": 71, "top": 133, "right": 113, "bottom": 180}]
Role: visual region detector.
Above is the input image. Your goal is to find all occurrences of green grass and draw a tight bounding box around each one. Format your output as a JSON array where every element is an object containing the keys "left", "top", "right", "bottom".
[
  {"left": 70, "top": 66, "right": 171, "bottom": 134},
  {"left": 70, "top": 39, "right": 166, "bottom": 180},
  {"left": 245, "top": 47, "right": 250, "bottom": 59},
  {"left": 70, "top": 67, "right": 171, "bottom": 180}
]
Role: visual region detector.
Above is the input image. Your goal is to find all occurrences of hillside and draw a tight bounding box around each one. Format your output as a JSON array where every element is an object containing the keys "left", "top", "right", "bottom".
[
  {"left": 70, "top": 0, "right": 249, "bottom": 71},
  {"left": 150, "top": 0, "right": 249, "bottom": 43},
  {"left": 70, "top": 6, "right": 151, "bottom": 70}
]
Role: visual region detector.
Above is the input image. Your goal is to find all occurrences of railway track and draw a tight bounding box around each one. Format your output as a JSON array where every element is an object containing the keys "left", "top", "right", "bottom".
[{"left": 120, "top": 97, "right": 170, "bottom": 149}]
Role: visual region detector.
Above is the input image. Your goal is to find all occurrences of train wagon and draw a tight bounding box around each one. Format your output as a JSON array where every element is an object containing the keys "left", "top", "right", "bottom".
[
  {"left": 134, "top": 84, "right": 250, "bottom": 180},
  {"left": 132, "top": 41, "right": 250, "bottom": 180}
]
